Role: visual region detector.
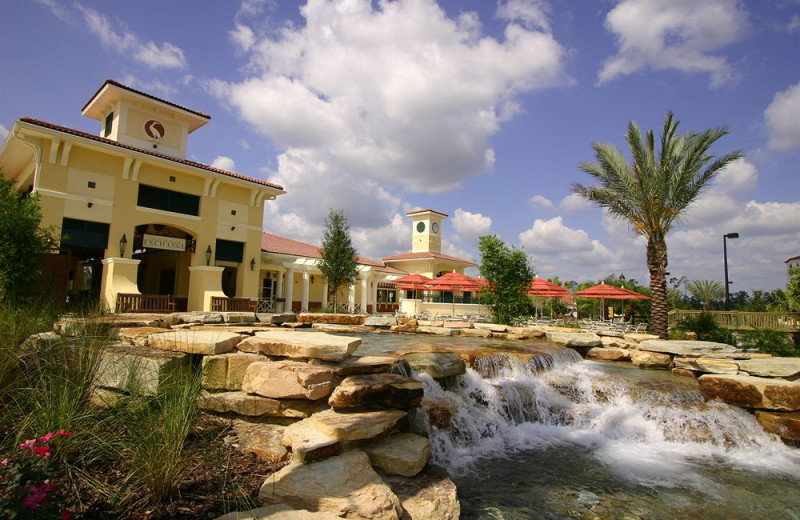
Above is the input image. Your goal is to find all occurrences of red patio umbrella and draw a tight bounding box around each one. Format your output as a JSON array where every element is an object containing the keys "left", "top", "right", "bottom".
[
  {"left": 575, "top": 282, "right": 649, "bottom": 320},
  {"left": 393, "top": 273, "right": 433, "bottom": 291},
  {"left": 528, "top": 278, "right": 571, "bottom": 318},
  {"left": 426, "top": 272, "right": 483, "bottom": 316}
]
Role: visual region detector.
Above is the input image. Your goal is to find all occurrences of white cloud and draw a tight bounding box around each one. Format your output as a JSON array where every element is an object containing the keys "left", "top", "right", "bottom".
[
  {"left": 118, "top": 75, "right": 176, "bottom": 98},
  {"left": 520, "top": 217, "right": 600, "bottom": 254},
  {"left": 230, "top": 23, "right": 256, "bottom": 52},
  {"left": 765, "top": 82, "right": 800, "bottom": 152},
  {"left": 35, "top": 0, "right": 71, "bottom": 21},
  {"left": 598, "top": 0, "right": 748, "bottom": 88},
  {"left": 452, "top": 209, "right": 492, "bottom": 245},
  {"left": 77, "top": 5, "right": 187, "bottom": 69},
  {"left": 559, "top": 192, "right": 594, "bottom": 212},
  {"left": 0, "top": 125, "right": 8, "bottom": 141},
  {"left": 210, "top": 156, "right": 237, "bottom": 171},
  {"left": 711, "top": 158, "right": 758, "bottom": 195},
  {"left": 496, "top": 0, "right": 551, "bottom": 32},
  {"left": 212, "top": 0, "right": 569, "bottom": 237},
  {"left": 788, "top": 15, "right": 800, "bottom": 32},
  {"left": 529, "top": 194, "right": 555, "bottom": 211}
]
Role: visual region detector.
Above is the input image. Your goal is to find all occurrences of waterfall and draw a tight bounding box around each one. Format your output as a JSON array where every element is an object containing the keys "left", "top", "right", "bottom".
[{"left": 417, "top": 350, "right": 800, "bottom": 487}]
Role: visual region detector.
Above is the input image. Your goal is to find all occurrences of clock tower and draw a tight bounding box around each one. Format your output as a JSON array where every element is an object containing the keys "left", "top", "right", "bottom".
[{"left": 408, "top": 209, "right": 446, "bottom": 253}]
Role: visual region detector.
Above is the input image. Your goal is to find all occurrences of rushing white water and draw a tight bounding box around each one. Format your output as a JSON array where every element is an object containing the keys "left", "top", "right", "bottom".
[{"left": 418, "top": 350, "right": 800, "bottom": 496}]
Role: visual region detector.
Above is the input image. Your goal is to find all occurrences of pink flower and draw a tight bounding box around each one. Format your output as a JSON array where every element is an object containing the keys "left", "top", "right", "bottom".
[
  {"left": 0, "top": 457, "right": 10, "bottom": 466},
  {"left": 21, "top": 483, "right": 53, "bottom": 508},
  {"left": 60, "top": 510, "right": 73, "bottom": 520},
  {"left": 32, "top": 445, "right": 52, "bottom": 458},
  {"left": 18, "top": 438, "right": 36, "bottom": 451}
]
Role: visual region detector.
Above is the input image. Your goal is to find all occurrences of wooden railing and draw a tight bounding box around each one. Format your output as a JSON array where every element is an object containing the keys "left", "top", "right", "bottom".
[
  {"left": 668, "top": 310, "right": 800, "bottom": 331},
  {"left": 116, "top": 293, "right": 172, "bottom": 313},
  {"left": 211, "top": 297, "right": 256, "bottom": 312}
]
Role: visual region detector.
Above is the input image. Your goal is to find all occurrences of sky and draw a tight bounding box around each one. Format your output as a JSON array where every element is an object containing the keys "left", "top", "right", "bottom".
[{"left": 1, "top": 0, "right": 799, "bottom": 292}]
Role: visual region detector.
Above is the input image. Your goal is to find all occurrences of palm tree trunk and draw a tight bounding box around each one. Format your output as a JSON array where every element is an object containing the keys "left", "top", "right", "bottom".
[{"left": 647, "top": 237, "right": 669, "bottom": 339}]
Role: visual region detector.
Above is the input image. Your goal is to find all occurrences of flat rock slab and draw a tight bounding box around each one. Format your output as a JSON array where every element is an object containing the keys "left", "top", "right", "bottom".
[
  {"left": 94, "top": 342, "right": 189, "bottom": 396},
  {"left": 755, "top": 410, "right": 800, "bottom": 441},
  {"left": 149, "top": 330, "right": 242, "bottom": 355},
  {"left": 459, "top": 328, "right": 493, "bottom": 338},
  {"left": 282, "top": 409, "right": 406, "bottom": 463},
  {"left": 508, "top": 326, "right": 546, "bottom": 338},
  {"left": 417, "top": 326, "right": 460, "bottom": 336},
  {"left": 362, "top": 433, "right": 431, "bottom": 477},
  {"left": 673, "top": 357, "right": 740, "bottom": 375},
  {"left": 226, "top": 421, "right": 291, "bottom": 464},
  {"left": 737, "top": 358, "right": 800, "bottom": 379},
  {"left": 402, "top": 352, "right": 466, "bottom": 379},
  {"left": 256, "top": 313, "right": 297, "bottom": 325},
  {"left": 586, "top": 347, "right": 630, "bottom": 361},
  {"left": 242, "top": 331, "right": 361, "bottom": 362},
  {"left": 390, "top": 324, "right": 418, "bottom": 333},
  {"left": 364, "top": 316, "right": 396, "bottom": 328},
  {"left": 698, "top": 374, "right": 800, "bottom": 411},
  {"left": 117, "top": 327, "right": 167, "bottom": 347},
  {"left": 382, "top": 466, "right": 461, "bottom": 520},
  {"left": 624, "top": 333, "right": 659, "bottom": 342},
  {"left": 328, "top": 373, "right": 424, "bottom": 410},
  {"left": 242, "top": 361, "right": 335, "bottom": 400},
  {"left": 202, "top": 352, "right": 265, "bottom": 390},
  {"left": 545, "top": 331, "right": 602, "bottom": 348},
  {"left": 311, "top": 323, "right": 372, "bottom": 334},
  {"left": 215, "top": 504, "right": 342, "bottom": 520},
  {"left": 199, "top": 390, "right": 322, "bottom": 418},
  {"left": 172, "top": 312, "right": 225, "bottom": 324},
  {"left": 637, "top": 339, "right": 739, "bottom": 357},
  {"left": 259, "top": 450, "right": 402, "bottom": 520},
  {"left": 600, "top": 336, "right": 638, "bottom": 349},
  {"left": 630, "top": 350, "right": 672, "bottom": 369},
  {"left": 324, "top": 355, "right": 403, "bottom": 376},
  {"left": 473, "top": 323, "right": 508, "bottom": 333},
  {"left": 296, "top": 313, "right": 366, "bottom": 325}
]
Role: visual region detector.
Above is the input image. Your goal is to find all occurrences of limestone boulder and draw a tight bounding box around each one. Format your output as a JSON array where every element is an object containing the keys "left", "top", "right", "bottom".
[
  {"left": 241, "top": 331, "right": 361, "bottom": 362},
  {"left": 673, "top": 357, "right": 739, "bottom": 375},
  {"left": 443, "top": 321, "right": 473, "bottom": 330},
  {"left": 242, "top": 361, "right": 335, "bottom": 400},
  {"left": 672, "top": 368, "right": 698, "bottom": 378},
  {"left": 259, "top": 450, "right": 402, "bottom": 520},
  {"left": 491, "top": 332, "right": 528, "bottom": 340},
  {"left": 94, "top": 342, "right": 189, "bottom": 396},
  {"left": 172, "top": 312, "right": 224, "bottom": 324},
  {"left": 698, "top": 374, "right": 800, "bottom": 411},
  {"left": 402, "top": 352, "right": 466, "bottom": 379},
  {"left": 311, "top": 323, "right": 372, "bottom": 334},
  {"left": 116, "top": 327, "right": 166, "bottom": 347},
  {"left": 637, "top": 339, "right": 738, "bottom": 357},
  {"left": 391, "top": 324, "right": 419, "bottom": 333},
  {"left": 545, "top": 331, "right": 602, "bottom": 348},
  {"left": 630, "top": 350, "right": 672, "bottom": 369},
  {"left": 597, "top": 330, "right": 625, "bottom": 338},
  {"left": 215, "top": 504, "right": 343, "bottom": 520},
  {"left": 382, "top": 466, "right": 460, "bottom": 520},
  {"left": 417, "top": 326, "right": 459, "bottom": 336},
  {"left": 459, "top": 328, "right": 493, "bottom": 338},
  {"left": 600, "top": 336, "right": 638, "bottom": 350},
  {"left": 737, "top": 358, "right": 800, "bottom": 379},
  {"left": 508, "top": 326, "right": 546, "bottom": 338},
  {"left": 624, "top": 333, "right": 659, "bottom": 342},
  {"left": 296, "top": 313, "right": 366, "bottom": 325},
  {"left": 222, "top": 312, "right": 257, "bottom": 323},
  {"left": 364, "top": 316, "right": 397, "bottom": 328},
  {"left": 362, "top": 433, "right": 431, "bottom": 477},
  {"left": 586, "top": 347, "right": 630, "bottom": 361},
  {"left": 325, "top": 355, "right": 405, "bottom": 376},
  {"left": 421, "top": 398, "right": 456, "bottom": 429},
  {"left": 256, "top": 312, "right": 297, "bottom": 325},
  {"left": 199, "top": 390, "right": 323, "bottom": 418},
  {"left": 473, "top": 323, "right": 508, "bottom": 333},
  {"left": 282, "top": 409, "right": 406, "bottom": 463},
  {"left": 202, "top": 352, "right": 264, "bottom": 390},
  {"left": 328, "top": 373, "right": 424, "bottom": 410},
  {"left": 754, "top": 410, "right": 800, "bottom": 441},
  {"left": 226, "top": 421, "right": 292, "bottom": 464},
  {"left": 149, "top": 330, "right": 242, "bottom": 355}
]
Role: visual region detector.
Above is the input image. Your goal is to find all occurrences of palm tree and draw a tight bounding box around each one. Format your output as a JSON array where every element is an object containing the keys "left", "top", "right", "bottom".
[
  {"left": 686, "top": 279, "right": 724, "bottom": 310},
  {"left": 572, "top": 112, "right": 742, "bottom": 338}
]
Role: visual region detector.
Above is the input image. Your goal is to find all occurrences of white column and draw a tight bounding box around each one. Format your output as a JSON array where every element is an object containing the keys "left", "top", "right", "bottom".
[
  {"left": 285, "top": 267, "right": 295, "bottom": 313},
  {"left": 322, "top": 280, "right": 329, "bottom": 308},
  {"left": 276, "top": 270, "right": 284, "bottom": 298},
  {"left": 301, "top": 270, "right": 310, "bottom": 312},
  {"left": 371, "top": 279, "right": 379, "bottom": 314},
  {"left": 360, "top": 276, "right": 368, "bottom": 314},
  {"left": 348, "top": 283, "right": 356, "bottom": 313}
]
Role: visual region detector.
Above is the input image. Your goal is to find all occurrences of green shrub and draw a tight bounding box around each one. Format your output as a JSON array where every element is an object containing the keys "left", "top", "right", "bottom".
[
  {"left": 674, "top": 312, "right": 737, "bottom": 345},
  {"left": 737, "top": 328, "right": 797, "bottom": 357}
]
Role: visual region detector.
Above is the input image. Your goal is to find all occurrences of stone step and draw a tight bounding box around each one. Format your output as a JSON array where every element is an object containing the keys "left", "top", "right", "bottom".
[
  {"left": 239, "top": 330, "right": 361, "bottom": 362},
  {"left": 199, "top": 390, "right": 324, "bottom": 418},
  {"left": 328, "top": 373, "right": 424, "bottom": 410},
  {"left": 149, "top": 330, "right": 243, "bottom": 355},
  {"left": 242, "top": 361, "right": 335, "bottom": 400}
]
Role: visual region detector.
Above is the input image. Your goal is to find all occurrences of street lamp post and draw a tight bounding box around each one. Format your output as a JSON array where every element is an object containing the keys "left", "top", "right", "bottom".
[{"left": 723, "top": 233, "right": 739, "bottom": 310}]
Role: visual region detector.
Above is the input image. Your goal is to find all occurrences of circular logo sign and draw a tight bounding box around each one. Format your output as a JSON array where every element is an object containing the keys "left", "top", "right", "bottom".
[{"left": 144, "top": 120, "right": 165, "bottom": 140}]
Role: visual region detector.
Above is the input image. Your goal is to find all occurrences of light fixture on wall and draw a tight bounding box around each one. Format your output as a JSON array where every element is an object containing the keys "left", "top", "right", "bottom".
[
  {"left": 119, "top": 234, "right": 127, "bottom": 258},
  {"left": 205, "top": 245, "right": 213, "bottom": 266},
  {"left": 250, "top": 257, "right": 256, "bottom": 271},
  {"left": 311, "top": 275, "right": 315, "bottom": 284}
]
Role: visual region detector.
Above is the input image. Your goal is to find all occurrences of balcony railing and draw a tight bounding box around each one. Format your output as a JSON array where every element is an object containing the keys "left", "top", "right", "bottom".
[
  {"left": 116, "top": 293, "right": 172, "bottom": 313},
  {"left": 211, "top": 297, "right": 256, "bottom": 312}
]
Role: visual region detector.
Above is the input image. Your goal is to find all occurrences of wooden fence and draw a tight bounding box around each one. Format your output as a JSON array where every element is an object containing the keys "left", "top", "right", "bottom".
[
  {"left": 116, "top": 293, "right": 172, "bottom": 313},
  {"left": 211, "top": 297, "right": 256, "bottom": 312},
  {"left": 668, "top": 310, "right": 800, "bottom": 331}
]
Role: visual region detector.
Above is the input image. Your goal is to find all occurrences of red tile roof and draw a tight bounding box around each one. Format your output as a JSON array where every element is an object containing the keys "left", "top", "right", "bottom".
[
  {"left": 18, "top": 118, "right": 283, "bottom": 191},
  {"left": 382, "top": 251, "right": 475, "bottom": 265},
  {"left": 261, "top": 232, "right": 406, "bottom": 273},
  {"left": 82, "top": 79, "right": 211, "bottom": 120}
]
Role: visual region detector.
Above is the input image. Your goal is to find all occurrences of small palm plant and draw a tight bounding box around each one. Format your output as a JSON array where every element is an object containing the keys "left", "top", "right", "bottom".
[{"left": 686, "top": 279, "right": 724, "bottom": 310}]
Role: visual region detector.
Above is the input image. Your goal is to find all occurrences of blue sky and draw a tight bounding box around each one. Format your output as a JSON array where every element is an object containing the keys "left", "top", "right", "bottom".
[{"left": 1, "top": 0, "right": 798, "bottom": 292}]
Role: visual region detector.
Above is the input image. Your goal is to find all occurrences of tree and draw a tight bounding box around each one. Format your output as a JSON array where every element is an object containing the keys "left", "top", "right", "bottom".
[
  {"left": 572, "top": 112, "right": 742, "bottom": 338},
  {"left": 0, "top": 177, "right": 57, "bottom": 304},
  {"left": 686, "top": 279, "right": 724, "bottom": 310},
  {"left": 477, "top": 235, "right": 534, "bottom": 325},
  {"left": 317, "top": 209, "right": 359, "bottom": 311}
]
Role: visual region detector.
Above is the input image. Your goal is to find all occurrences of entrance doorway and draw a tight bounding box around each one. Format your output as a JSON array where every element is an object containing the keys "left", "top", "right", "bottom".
[{"left": 132, "top": 224, "right": 195, "bottom": 306}]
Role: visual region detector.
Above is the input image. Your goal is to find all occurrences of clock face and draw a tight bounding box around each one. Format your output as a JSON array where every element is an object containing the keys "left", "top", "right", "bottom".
[
  {"left": 432, "top": 222, "right": 439, "bottom": 233},
  {"left": 416, "top": 222, "right": 426, "bottom": 233}
]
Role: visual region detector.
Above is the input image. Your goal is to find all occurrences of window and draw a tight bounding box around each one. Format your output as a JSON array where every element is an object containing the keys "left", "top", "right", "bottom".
[
  {"left": 137, "top": 184, "right": 200, "bottom": 216},
  {"left": 87, "top": 181, "right": 96, "bottom": 189},
  {"left": 215, "top": 239, "right": 244, "bottom": 262},
  {"left": 61, "top": 218, "right": 109, "bottom": 250},
  {"left": 104, "top": 112, "right": 113, "bottom": 137}
]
